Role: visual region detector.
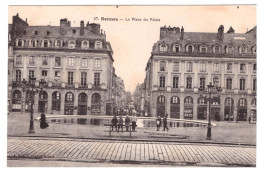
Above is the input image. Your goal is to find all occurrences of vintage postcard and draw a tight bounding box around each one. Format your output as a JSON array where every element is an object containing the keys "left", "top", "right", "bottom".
[{"left": 7, "top": 5, "right": 256, "bottom": 167}]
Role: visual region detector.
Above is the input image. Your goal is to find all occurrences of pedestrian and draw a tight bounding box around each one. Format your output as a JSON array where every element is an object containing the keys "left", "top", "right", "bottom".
[
  {"left": 111, "top": 115, "right": 118, "bottom": 131},
  {"left": 131, "top": 114, "right": 137, "bottom": 131},
  {"left": 163, "top": 115, "right": 169, "bottom": 131},
  {"left": 125, "top": 115, "right": 130, "bottom": 131},
  {"left": 117, "top": 115, "right": 124, "bottom": 133},
  {"left": 248, "top": 116, "right": 251, "bottom": 124},
  {"left": 40, "top": 113, "right": 49, "bottom": 129},
  {"left": 156, "top": 116, "right": 161, "bottom": 131}
]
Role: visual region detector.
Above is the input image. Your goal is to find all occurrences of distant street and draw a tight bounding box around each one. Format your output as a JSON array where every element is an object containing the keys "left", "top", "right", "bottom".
[{"left": 8, "top": 137, "right": 256, "bottom": 167}]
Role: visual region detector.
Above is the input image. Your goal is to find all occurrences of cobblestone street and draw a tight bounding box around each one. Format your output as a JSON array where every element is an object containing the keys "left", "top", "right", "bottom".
[{"left": 7, "top": 137, "right": 256, "bottom": 167}]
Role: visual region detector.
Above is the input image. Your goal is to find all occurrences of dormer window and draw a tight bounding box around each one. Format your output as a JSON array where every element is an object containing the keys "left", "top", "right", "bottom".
[
  {"left": 213, "top": 45, "right": 220, "bottom": 54},
  {"left": 56, "top": 40, "right": 61, "bottom": 48},
  {"left": 226, "top": 46, "right": 234, "bottom": 54},
  {"left": 44, "top": 40, "right": 48, "bottom": 47},
  {"left": 31, "top": 39, "right": 36, "bottom": 47},
  {"left": 186, "top": 45, "right": 193, "bottom": 53},
  {"left": 200, "top": 45, "right": 207, "bottom": 53},
  {"left": 68, "top": 40, "right": 75, "bottom": 49},
  {"left": 240, "top": 46, "right": 247, "bottom": 54},
  {"left": 17, "top": 39, "right": 22, "bottom": 47},
  {"left": 173, "top": 44, "right": 180, "bottom": 53},
  {"left": 82, "top": 41, "right": 89, "bottom": 49},
  {"left": 252, "top": 46, "right": 256, "bottom": 54},
  {"left": 160, "top": 44, "right": 167, "bottom": 52},
  {"left": 95, "top": 41, "right": 103, "bottom": 49}
]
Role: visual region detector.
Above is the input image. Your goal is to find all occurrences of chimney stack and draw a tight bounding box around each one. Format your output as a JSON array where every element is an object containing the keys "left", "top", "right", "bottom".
[
  {"left": 180, "top": 26, "right": 184, "bottom": 40},
  {"left": 227, "top": 26, "right": 235, "bottom": 34},
  {"left": 217, "top": 25, "right": 224, "bottom": 40},
  {"left": 80, "top": 20, "right": 84, "bottom": 35}
]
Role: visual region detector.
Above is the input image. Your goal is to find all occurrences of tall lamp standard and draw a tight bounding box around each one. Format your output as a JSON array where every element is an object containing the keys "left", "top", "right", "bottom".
[
  {"left": 22, "top": 77, "right": 46, "bottom": 134},
  {"left": 199, "top": 82, "right": 222, "bottom": 140}
]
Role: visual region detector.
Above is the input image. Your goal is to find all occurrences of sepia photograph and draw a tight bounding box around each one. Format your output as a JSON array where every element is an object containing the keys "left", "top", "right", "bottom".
[{"left": 6, "top": 4, "right": 256, "bottom": 167}]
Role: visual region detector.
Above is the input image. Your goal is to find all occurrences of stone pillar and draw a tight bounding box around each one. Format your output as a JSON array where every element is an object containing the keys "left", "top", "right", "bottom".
[
  {"left": 60, "top": 90, "right": 65, "bottom": 115},
  {"left": 179, "top": 94, "right": 184, "bottom": 119},
  {"left": 193, "top": 95, "right": 198, "bottom": 119},
  {"left": 21, "top": 91, "right": 26, "bottom": 113},
  {"left": 87, "top": 92, "right": 92, "bottom": 115},
  {"left": 34, "top": 93, "right": 39, "bottom": 114},
  {"left": 166, "top": 93, "right": 170, "bottom": 116},
  {"left": 220, "top": 94, "right": 225, "bottom": 121},
  {"left": 233, "top": 96, "right": 238, "bottom": 122},
  {"left": 153, "top": 60, "right": 159, "bottom": 86},
  {"left": 74, "top": 91, "right": 78, "bottom": 115},
  {"left": 47, "top": 90, "right": 52, "bottom": 114}
]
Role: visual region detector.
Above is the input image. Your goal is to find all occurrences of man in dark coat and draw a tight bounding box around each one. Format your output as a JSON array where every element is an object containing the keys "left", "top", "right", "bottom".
[
  {"left": 111, "top": 115, "right": 118, "bottom": 131},
  {"left": 163, "top": 115, "right": 169, "bottom": 131},
  {"left": 125, "top": 115, "right": 131, "bottom": 131}
]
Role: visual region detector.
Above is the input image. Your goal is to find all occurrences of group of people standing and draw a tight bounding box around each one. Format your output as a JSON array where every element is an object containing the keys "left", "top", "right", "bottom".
[
  {"left": 111, "top": 114, "right": 137, "bottom": 133},
  {"left": 156, "top": 115, "right": 169, "bottom": 131}
]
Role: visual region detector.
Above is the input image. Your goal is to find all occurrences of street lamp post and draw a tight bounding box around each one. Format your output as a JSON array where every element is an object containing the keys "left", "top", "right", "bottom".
[
  {"left": 22, "top": 77, "right": 46, "bottom": 134},
  {"left": 199, "top": 82, "right": 222, "bottom": 140}
]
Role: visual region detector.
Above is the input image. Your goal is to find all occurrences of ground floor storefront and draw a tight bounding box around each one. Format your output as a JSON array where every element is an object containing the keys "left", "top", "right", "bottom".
[
  {"left": 9, "top": 87, "right": 114, "bottom": 115},
  {"left": 147, "top": 92, "right": 256, "bottom": 121}
]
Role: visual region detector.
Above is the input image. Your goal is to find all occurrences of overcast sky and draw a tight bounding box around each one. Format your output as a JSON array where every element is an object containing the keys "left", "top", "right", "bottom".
[{"left": 9, "top": 5, "right": 256, "bottom": 92}]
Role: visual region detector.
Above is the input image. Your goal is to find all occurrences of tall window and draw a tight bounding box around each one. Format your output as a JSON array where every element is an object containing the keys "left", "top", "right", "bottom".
[
  {"left": 186, "top": 62, "right": 193, "bottom": 72},
  {"left": 17, "top": 39, "right": 22, "bottom": 47},
  {"left": 68, "top": 72, "right": 73, "bottom": 85},
  {"left": 226, "top": 78, "right": 232, "bottom": 90},
  {"left": 160, "top": 44, "right": 167, "bottom": 52},
  {"left": 68, "top": 57, "right": 74, "bottom": 67},
  {"left": 94, "top": 59, "right": 101, "bottom": 68},
  {"left": 173, "top": 62, "right": 179, "bottom": 72},
  {"left": 213, "top": 77, "right": 219, "bottom": 87},
  {"left": 15, "top": 70, "right": 21, "bottom": 83},
  {"left": 16, "top": 55, "right": 22, "bottom": 65},
  {"left": 253, "top": 79, "right": 256, "bottom": 91},
  {"left": 65, "top": 93, "right": 74, "bottom": 102},
  {"left": 200, "top": 78, "right": 206, "bottom": 89},
  {"left": 239, "top": 98, "right": 247, "bottom": 107},
  {"left": 81, "top": 58, "right": 88, "bottom": 67},
  {"left": 42, "top": 70, "right": 47, "bottom": 77},
  {"left": 240, "top": 64, "right": 246, "bottom": 73},
  {"left": 159, "top": 76, "right": 165, "bottom": 87},
  {"left": 186, "top": 77, "right": 192, "bottom": 89},
  {"left": 29, "top": 70, "right": 34, "bottom": 79},
  {"left": 213, "top": 63, "right": 219, "bottom": 73},
  {"left": 81, "top": 72, "right": 87, "bottom": 86},
  {"left": 173, "top": 77, "right": 179, "bottom": 88},
  {"left": 240, "top": 79, "right": 246, "bottom": 90},
  {"left": 94, "top": 73, "right": 100, "bottom": 86},
  {"left": 200, "top": 62, "right": 206, "bottom": 72},
  {"left": 160, "top": 61, "right": 166, "bottom": 71},
  {"left": 55, "top": 57, "right": 61, "bottom": 66},
  {"left": 42, "top": 56, "right": 48, "bottom": 65},
  {"left": 44, "top": 40, "right": 48, "bottom": 47},
  {"left": 227, "top": 63, "right": 232, "bottom": 73},
  {"left": 29, "top": 56, "right": 35, "bottom": 65}
]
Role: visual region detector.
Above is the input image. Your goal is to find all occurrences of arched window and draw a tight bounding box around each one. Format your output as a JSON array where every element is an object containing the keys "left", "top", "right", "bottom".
[
  {"left": 52, "top": 91, "right": 60, "bottom": 100},
  {"left": 44, "top": 40, "right": 48, "bottom": 47},
  {"left": 198, "top": 97, "right": 207, "bottom": 105},
  {"left": 65, "top": 92, "right": 74, "bottom": 102},
  {"left": 240, "top": 46, "right": 247, "bottom": 54},
  {"left": 225, "top": 97, "right": 234, "bottom": 106},
  {"left": 171, "top": 96, "right": 180, "bottom": 104},
  {"left": 39, "top": 91, "right": 48, "bottom": 100},
  {"left": 211, "top": 97, "right": 220, "bottom": 105},
  {"left": 91, "top": 93, "right": 101, "bottom": 104},
  {"left": 184, "top": 96, "right": 193, "bottom": 104},
  {"left": 160, "top": 44, "right": 167, "bottom": 52},
  {"left": 157, "top": 95, "right": 165, "bottom": 103},
  {"left": 226, "top": 46, "right": 234, "bottom": 54},
  {"left": 17, "top": 39, "right": 22, "bottom": 47},
  {"left": 187, "top": 45, "right": 193, "bottom": 53},
  {"left": 52, "top": 91, "right": 61, "bottom": 111},
  {"left": 251, "top": 99, "right": 256, "bottom": 106},
  {"left": 68, "top": 40, "right": 75, "bottom": 49},
  {"left": 238, "top": 98, "right": 247, "bottom": 107},
  {"left": 79, "top": 93, "right": 87, "bottom": 103},
  {"left": 95, "top": 41, "right": 103, "bottom": 49},
  {"left": 173, "top": 44, "right": 180, "bottom": 53}
]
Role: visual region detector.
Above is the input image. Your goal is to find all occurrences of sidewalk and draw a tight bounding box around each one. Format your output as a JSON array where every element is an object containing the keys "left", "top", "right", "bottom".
[{"left": 7, "top": 112, "right": 256, "bottom": 145}]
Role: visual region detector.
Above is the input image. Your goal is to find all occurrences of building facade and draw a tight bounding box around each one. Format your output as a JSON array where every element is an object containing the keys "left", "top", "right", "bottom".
[
  {"left": 9, "top": 13, "right": 116, "bottom": 115},
  {"left": 144, "top": 25, "right": 256, "bottom": 121}
]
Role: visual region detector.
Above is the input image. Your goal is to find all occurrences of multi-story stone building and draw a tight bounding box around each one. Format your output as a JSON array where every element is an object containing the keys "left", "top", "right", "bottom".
[
  {"left": 144, "top": 25, "right": 256, "bottom": 121},
  {"left": 9, "top": 13, "right": 116, "bottom": 115}
]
